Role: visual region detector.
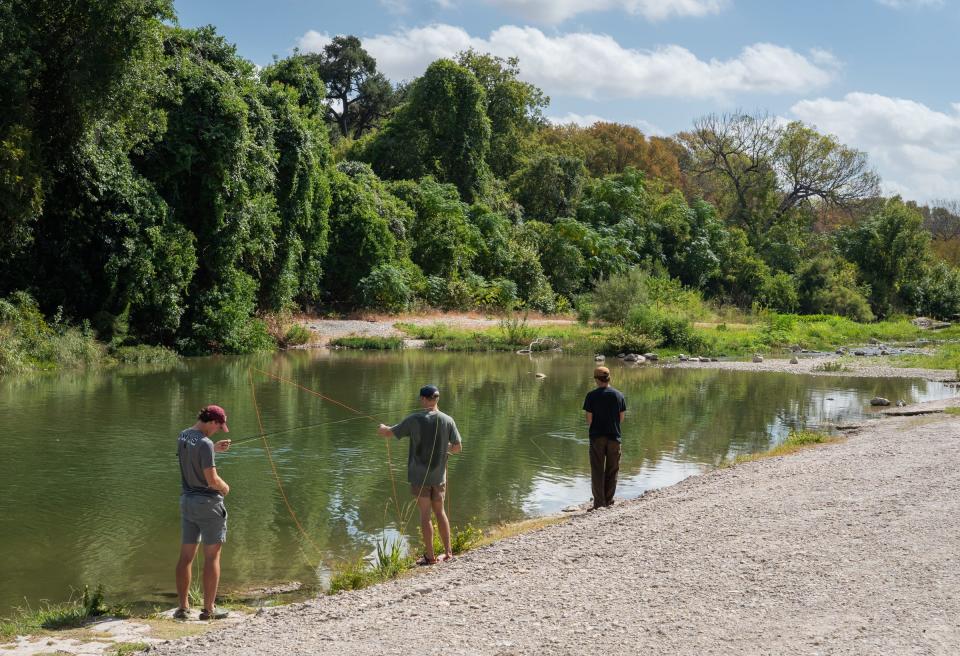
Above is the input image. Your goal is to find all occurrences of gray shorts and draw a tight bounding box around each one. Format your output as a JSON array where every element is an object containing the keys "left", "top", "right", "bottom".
[{"left": 180, "top": 494, "right": 227, "bottom": 545}]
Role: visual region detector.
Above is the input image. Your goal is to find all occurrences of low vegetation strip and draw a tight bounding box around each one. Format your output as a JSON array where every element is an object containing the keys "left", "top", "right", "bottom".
[{"left": 723, "top": 430, "right": 842, "bottom": 467}]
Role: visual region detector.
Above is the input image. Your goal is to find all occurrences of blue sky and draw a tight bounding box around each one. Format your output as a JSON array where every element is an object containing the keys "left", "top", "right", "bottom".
[{"left": 173, "top": 0, "right": 960, "bottom": 202}]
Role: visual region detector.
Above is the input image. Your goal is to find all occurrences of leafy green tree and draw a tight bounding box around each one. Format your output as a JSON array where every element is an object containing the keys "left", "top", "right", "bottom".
[
  {"left": 836, "top": 198, "right": 930, "bottom": 316},
  {"left": 307, "top": 36, "right": 398, "bottom": 140},
  {"left": 323, "top": 164, "right": 413, "bottom": 302},
  {"left": 258, "top": 62, "right": 333, "bottom": 310},
  {"left": 757, "top": 272, "right": 799, "bottom": 313},
  {"left": 359, "top": 264, "right": 415, "bottom": 312},
  {"left": 795, "top": 255, "right": 874, "bottom": 321},
  {"left": 902, "top": 260, "right": 960, "bottom": 319},
  {"left": 363, "top": 59, "right": 491, "bottom": 201},
  {"left": 136, "top": 26, "right": 281, "bottom": 351},
  {"left": 511, "top": 153, "right": 586, "bottom": 221},
  {"left": 468, "top": 208, "right": 515, "bottom": 280},
  {"left": 389, "top": 178, "right": 476, "bottom": 278},
  {"left": 455, "top": 49, "right": 548, "bottom": 179}
]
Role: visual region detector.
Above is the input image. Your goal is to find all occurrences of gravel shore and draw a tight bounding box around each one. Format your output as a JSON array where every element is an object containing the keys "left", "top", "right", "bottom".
[
  {"left": 149, "top": 413, "right": 960, "bottom": 656},
  {"left": 663, "top": 356, "right": 956, "bottom": 381}
]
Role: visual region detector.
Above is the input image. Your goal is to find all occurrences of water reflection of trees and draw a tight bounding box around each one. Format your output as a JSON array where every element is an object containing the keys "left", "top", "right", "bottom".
[{"left": 0, "top": 353, "right": 944, "bottom": 608}]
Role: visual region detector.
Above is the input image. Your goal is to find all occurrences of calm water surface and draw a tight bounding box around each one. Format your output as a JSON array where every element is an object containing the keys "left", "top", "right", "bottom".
[{"left": 0, "top": 350, "right": 952, "bottom": 611}]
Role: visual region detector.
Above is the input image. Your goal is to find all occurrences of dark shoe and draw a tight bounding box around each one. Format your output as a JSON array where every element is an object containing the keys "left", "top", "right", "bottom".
[
  {"left": 199, "top": 607, "right": 229, "bottom": 620},
  {"left": 172, "top": 607, "right": 189, "bottom": 620}
]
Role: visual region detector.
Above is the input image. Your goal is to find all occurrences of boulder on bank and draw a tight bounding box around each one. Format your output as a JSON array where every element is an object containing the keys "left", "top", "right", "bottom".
[
  {"left": 643, "top": 353, "right": 659, "bottom": 361},
  {"left": 870, "top": 397, "right": 891, "bottom": 406},
  {"left": 790, "top": 356, "right": 799, "bottom": 364},
  {"left": 595, "top": 354, "right": 605, "bottom": 361},
  {"left": 752, "top": 355, "right": 764, "bottom": 363},
  {"left": 912, "top": 316, "right": 952, "bottom": 330}
]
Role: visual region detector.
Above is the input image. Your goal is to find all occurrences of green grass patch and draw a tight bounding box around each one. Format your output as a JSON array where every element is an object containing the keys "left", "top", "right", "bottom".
[
  {"left": 329, "top": 335, "right": 404, "bottom": 350},
  {"left": 812, "top": 360, "right": 850, "bottom": 373},
  {"left": 110, "top": 642, "right": 149, "bottom": 656},
  {"left": 110, "top": 344, "right": 179, "bottom": 365},
  {"left": 723, "top": 430, "right": 842, "bottom": 468},
  {"left": 944, "top": 407, "right": 960, "bottom": 416},
  {"left": 0, "top": 585, "right": 127, "bottom": 640}
]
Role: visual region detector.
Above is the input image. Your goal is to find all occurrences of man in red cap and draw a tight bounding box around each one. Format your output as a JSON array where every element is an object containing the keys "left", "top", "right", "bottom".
[{"left": 173, "top": 405, "right": 232, "bottom": 621}]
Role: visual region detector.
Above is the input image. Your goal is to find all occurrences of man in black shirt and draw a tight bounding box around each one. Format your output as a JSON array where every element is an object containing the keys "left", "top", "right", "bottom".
[{"left": 582, "top": 366, "right": 626, "bottom": 510}]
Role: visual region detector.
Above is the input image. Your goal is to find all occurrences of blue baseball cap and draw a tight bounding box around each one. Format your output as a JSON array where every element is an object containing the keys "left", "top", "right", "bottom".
[{"left": 419, "top": 384, "right": 440, "bottom": 398}]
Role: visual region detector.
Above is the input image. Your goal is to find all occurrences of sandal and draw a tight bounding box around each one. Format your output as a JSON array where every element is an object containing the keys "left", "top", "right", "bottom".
[
  {"left": 172, "top": 607, "right": 189, "bottom": 620},
  {"left": 416, "top": 555, "right": 438, "bottom": 566}
]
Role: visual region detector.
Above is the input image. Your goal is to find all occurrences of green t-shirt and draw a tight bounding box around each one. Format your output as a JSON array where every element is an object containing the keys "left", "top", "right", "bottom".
[{"left": 391, "top": 409, "right": 462, "bottom": 486}]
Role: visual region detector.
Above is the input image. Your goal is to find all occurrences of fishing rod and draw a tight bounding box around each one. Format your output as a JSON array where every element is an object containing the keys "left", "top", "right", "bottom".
[{"left": 227, "top": 411, "right": 396, "bottom": 447}]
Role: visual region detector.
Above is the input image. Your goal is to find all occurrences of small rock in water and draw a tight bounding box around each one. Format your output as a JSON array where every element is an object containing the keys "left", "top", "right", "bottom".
[
  {"left": 616, "top": 353, "right": 626, "bottom": 359},
  {"left": 854, "top": 350, "right": 866, "bottom": 356},
  {"left": 624, "top": 354, "right": 639, "bottom": 362},
  {"left": 870, "top": 397, "right": 891, "bottom": 406},
  {"left": 789, "top": 357, "right": 799, "bottom": 364},
  {"left": 595, "top": 354, "right": 605, "bottom": 361},
  {"left": 678, "top": 354, "right": 688, "bottom": 361},
  {"left": 643, "top": 352, "right": 659, "bottom": 361},
  {"left": 752, "top": 355, "right": 764, "bottom": 363},
  {"left": 534, "top": 372, "right": 546, "bottom": 379}
]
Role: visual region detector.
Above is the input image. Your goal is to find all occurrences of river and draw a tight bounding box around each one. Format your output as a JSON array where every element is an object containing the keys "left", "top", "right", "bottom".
[{"left": 0, "top": 350, "right": 952, "bottom": 612}]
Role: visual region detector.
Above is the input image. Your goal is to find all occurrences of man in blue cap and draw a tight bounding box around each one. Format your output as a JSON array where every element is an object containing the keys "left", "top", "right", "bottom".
[{"left": 378, "top": 384, "right": 462, "bottom": 564}]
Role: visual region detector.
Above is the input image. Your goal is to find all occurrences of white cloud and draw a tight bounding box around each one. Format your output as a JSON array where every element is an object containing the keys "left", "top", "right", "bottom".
[
  {"left": 876, "top": 0, "right": 943, "bottom": 8},
  {"left": 548, "top": 112, "right": 610, "bottom": 126},
  {"left": 486, "top": 0, "right": 727, "bottom": 24},
  {"left": 790, "top": 92, "right": 960, "bottom": 201},
  {"left": 297, "top": 24, "right": 837, "bottom": 99}
]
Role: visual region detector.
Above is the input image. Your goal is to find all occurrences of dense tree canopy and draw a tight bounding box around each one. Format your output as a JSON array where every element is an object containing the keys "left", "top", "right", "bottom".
[{"left": 2, "top": 14, "right": 959, "bottom": 356}]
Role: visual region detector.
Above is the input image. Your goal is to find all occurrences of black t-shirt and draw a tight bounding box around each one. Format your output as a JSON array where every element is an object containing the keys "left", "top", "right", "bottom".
[{"left": 583, "top": 386, "right": 627, "bottom": 441}]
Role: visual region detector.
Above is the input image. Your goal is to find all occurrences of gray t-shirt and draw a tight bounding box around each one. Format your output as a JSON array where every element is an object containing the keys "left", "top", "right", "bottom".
[
  {"left": 178, "top": 428, "right": 217, "bottom": 496},
  {"left": 391, "top": 410, "right": 462, "bottom": 486}
]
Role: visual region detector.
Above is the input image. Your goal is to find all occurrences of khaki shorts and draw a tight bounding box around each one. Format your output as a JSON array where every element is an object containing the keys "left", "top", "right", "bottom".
[
  {"left": 180, "top": 494, "right": 227, "bottom": 544},
  {"left": 410, "top": 482, "right": 446, "bottom": 502}
]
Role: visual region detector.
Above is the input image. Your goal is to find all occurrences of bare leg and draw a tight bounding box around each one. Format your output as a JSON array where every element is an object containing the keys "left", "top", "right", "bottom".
[
  {"left": 417, "top": 496, "right": 435, "bottom": 561},
  {"left": 433, "top": 496, "right": 452, "bottom": 559},
  {"left": 202, "top": 543, "right": 223, "bottom": 612},
  {"left": 176, "top": 544, "right": 199, "bottom": 609}
]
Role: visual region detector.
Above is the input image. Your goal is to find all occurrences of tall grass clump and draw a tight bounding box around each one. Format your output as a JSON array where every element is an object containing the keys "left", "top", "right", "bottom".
[
  {"left": 328, "top": 537, "right": 414, "bottom": 594},
  {"left": 0, "top": 585, "right": 126, "bottom": 640},
  {"left": 498, "top": 312, "right": 538, "bottom": 345}
]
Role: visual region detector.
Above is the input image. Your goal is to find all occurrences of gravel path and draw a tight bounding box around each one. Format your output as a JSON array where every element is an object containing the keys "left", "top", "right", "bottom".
[{"left": 150, "top": 414, "right": 960, "bottom": 656}]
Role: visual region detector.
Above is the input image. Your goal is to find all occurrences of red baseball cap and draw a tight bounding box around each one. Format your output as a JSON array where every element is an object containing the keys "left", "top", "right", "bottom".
[{"left": 204, "top": 405, "right": 230, "bottom": 432}]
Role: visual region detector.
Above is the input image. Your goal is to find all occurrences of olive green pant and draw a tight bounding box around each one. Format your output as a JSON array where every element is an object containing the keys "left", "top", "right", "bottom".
[{"left": 589, "top": 436, "right": 621, "bottom": 509}]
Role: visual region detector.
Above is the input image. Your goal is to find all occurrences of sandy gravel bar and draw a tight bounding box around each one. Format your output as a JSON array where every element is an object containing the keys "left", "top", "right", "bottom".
[
  {"left": 663, "top": 356, "right": 957, "bottom": 381},
  {"left": 150, "top": 414, "right": 960, "bottom": 656},
  {"left": 302, "top": 316, "right": 574, "bottom": 343}
]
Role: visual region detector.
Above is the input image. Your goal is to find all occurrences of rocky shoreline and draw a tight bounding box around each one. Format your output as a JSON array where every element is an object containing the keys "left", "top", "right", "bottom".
[{"left": 142, "top": 411, "right": 960, "bottom": 656}]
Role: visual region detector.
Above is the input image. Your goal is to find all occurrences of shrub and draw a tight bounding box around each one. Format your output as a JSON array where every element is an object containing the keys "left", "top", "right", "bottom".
[
  {"left": 626, "top": 305, "right": 709, "bottom": 352},
  {"left": 758, "top": 272, "right": 799, "bottom": 313},
  {"left": 604, "top": 327, "right": 660, "bottom": 355},
  {"left": 590, "top": 270, "right": 650, "bottom": 325},
  {"left": 283, "top": 323, "right": 312, "bottom": 347},
  {"left": 498, "top": 312, "right": 538, "bottom": 344},
  {"left": 359, "top": 264, "right": 414, "bottom": 312}
]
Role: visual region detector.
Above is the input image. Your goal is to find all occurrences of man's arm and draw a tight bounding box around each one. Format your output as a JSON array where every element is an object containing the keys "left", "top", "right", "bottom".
[
  {"left": 585, "top": 411, "right": 593, "bottom": 425},
  {"left": 203, "top": 466, "right": 230, "bottom": 496},
  {"left": 377, "top": 424, "right": 395, "bottom": 438},
  {"left": 619, "top": 411, "right": 625, "bottom": 423},
  {"left": 449, "top": 442, "right": 462, "bottom": 454}
]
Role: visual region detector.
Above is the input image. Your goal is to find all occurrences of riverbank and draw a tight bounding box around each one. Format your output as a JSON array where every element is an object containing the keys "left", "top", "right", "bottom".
[{"left": 139, "top": 412, "right": 960, "bottom": 656}]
